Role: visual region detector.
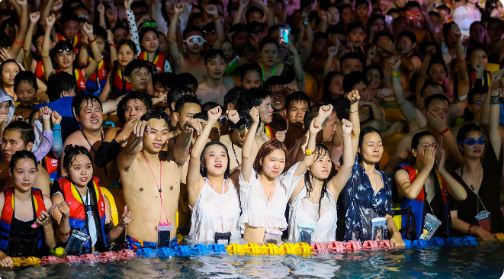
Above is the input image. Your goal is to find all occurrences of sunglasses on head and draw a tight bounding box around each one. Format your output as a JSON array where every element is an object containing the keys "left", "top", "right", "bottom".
[
  {"left": 458, "top": 137, "right": 485, "bottom": 146},
  {"left": 184, "top": 35, "right": 206, "bottom": 46}
]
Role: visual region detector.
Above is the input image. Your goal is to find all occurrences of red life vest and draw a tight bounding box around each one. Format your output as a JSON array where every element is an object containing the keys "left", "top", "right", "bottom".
[
  {"left": 112, "top": 68, "right": 132, "bottom": 96},
  {"left": 74, "top": 68, "right": 87, "bottom": 93},
  {"left": 139, "top": 51, "right": 165, "bottom": 73},
  {"left": 0, "top": 188, "right": 46, "bottom": 251}
]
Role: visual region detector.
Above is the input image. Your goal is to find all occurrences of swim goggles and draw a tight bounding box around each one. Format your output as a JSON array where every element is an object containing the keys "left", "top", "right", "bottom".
[
  {"left": 54, "top": 46, "right": 73, "bottom": 55},
  {"left": 458, "top": 137, "right": 485, "bottom": 145},
  {"left": 184, "top": 35, "right": 206, "bottom": 46}
]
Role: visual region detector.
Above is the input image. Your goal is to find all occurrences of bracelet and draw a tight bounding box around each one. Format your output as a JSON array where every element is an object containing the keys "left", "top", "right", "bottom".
[
  {"left": 457, "top": 94, "right": 468, "bottom": 101},
  {"left": 110, "top": 44, "right": 117, "bottom": 49},
  {"left": 439, "top": 128, "right": 450, "bottom": 136},
  {"left": 305, "top": 149, "right": 313, "bottom": 156},
  {"left": 349, "top": 109, "right": 359, "bottom": 113},
  {"left": 89, "top": 37, "right": 97, "bottom": 43},
  {"left": 490, "top": 95, "right": 500, "bottom": 104},
  {"left": 467, "top": 224, "right": 473, "bottom": 234},
  {"left": 59, "top": 230, "right": 71, "bottom": 237},
  {"left": 392, "top": 71, "right": 400, "bottom": 78}
]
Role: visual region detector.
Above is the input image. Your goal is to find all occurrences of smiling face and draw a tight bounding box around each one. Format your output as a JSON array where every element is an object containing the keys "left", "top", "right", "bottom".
[
  {"left": 203, "top": 143, "right": 229, "bottom": 177},
  {"left": 68, "top": 154, "right": 93, "bottom": 188},
  {"left": 143, "top": 118, "right": 170, "bottom": 154},
  {"left": 118, "top": 44, "right": 135, "bottom": 67},
  {"left": 359, "top": 131, "right": 384, "bottom": 164},
  {"left": 260, "top": 149, "right": 286, "bottom": 180},
  {"left": 76, "top": 99, "right": 103, "bottom": 133},
  {"left": 11, "top": 158, "right": 37, "bottom": 192},
  {"left": 1, "top": 62, "right": 20, "bottom": 87}
]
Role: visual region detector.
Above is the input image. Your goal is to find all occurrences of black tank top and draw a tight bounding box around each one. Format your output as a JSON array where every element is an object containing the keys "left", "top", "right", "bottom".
[{"left": 7, "top": 203, "right": 42, "bottom": 257}]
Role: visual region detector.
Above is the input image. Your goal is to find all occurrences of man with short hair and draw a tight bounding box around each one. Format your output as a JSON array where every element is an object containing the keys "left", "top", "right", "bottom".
[{"left": 196, "top": 49, "right": 235, "bottom": 105}]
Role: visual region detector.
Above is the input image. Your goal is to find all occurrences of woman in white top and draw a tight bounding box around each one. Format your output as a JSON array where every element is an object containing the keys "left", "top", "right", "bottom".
[
  {"left": 186, "top": 106, "right": 241, "bottom": 244},
  {"left": 287, "top": 110, "right": 357, "bottom": 243},
  {"left": 240, "top": 105, "right": 335, "bottom": 244}
]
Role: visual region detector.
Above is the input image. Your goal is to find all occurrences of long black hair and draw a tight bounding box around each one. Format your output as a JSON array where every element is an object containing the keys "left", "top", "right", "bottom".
[
  {"left": 304, "top": 144, "right": 331, "bottom": 220},
  {"left": 200, "top": 141, "right": 231, "bottom": 179}
]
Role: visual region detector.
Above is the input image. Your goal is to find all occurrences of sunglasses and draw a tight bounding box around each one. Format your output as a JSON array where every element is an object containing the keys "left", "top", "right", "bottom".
[
  {"left": 184, "top": 35, "right": 206, "bottom": 46},
  {"left": 55, "top": 48, "right": 73, "bottom": 56},
  {"left": 458, "top": 137, "right": 485, "bottom": 146}
]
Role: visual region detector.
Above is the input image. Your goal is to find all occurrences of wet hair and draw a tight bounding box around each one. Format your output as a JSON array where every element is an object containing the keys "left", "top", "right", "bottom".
[
  {"left": 397, "top": 30, "right": 417, "bottom": 44},
  {"left": 245, "top": 5, "right": 265, "bottom": 22},
  {"left": 339, "top": 52, "right": 365, "bottom": 71},
  {"left": 46, "top": 72, "right": 77, "bottom": 101},
  {"left": 238, "top": 87, "right": 271, "bottom": 112},
  {"left": 286, "top": 91, "right": 310, "bottom": 109},
  {"left": 404, "top": 1, "right": 421, "bottom": 10},
  {"left": 72, "top": 95, "right": 102, "bottom": 118},
  {"left": 466, "top": 42, "right": 487, "bottom": 63},
  {"left": 175, "top": 94, "right": 201, "bottom": 113},
  {"left": 347, "top": 21, "right": 365, "bottom": 34},
  {"left": 259, "top": 37, "right": 279, "bottom": 53},
  {"left": 182, "top": 25, "right": 203, "bottom": 39},
  {"left": 411, "top": 130, "right": 435, "bottom": 151},
  {"left": 50, "top": 41, "right": 74, "bottom": 59},
  {"left": 4, "top": 121, "right": 35, "bottom": 145},
  {"left": 117, "top": 92, "right": 153, "bottom": 123},
  {"left": 200, "top": 141, "right": 231, "bottom": 178},
  {"left": 123, "top": 59, "right": 154, "bottom": 77},
  {"left": 424, "top": 94, "right": 449, "bottom": 110},
  {"left": 224, "top": 86, "right": 246, "bottom": 110},
  {"left": 204, "top": 49, "right": 225, "bottom": 65},
  {"left": 14, "top": 71, "right": 38, "bottom": 92},
  {"left": 169, "top": 85, "right": 197, "bottom": 110},
  {"left": 240, "top": 63, "right": 261, "bottom": 82},
  {"left": 252, "top": 140, "right": 288, "bottom": 174},
  {"left": 0, "top": 59, "right": 20, "bottom": 75},
  {"left": 63, "top": 145, "right": 94, "bottom": 172},
  {"left": 175, "top": 73, "right": 199, "bottom": 91},
  {"left": 153, "top": 72, "right": 175, "bottom": 89},
  {"left": 367, "top": 14, "right": 385, "bottom": 31},
  {"left": 117, "top": 39, "right": 138, "bottom": 55},
  {"left": 304, "top": 144, "right": 331, "bottom": 220},
  {"left": 343, "top": 71, "right": 368, "bottom": 92},
  {"left": 140, "top": 109, "right": 170, "bottom": 126},
  {"left": 420, "top": 79, "right": 443, "bottom": 97},
  {"left": 9, "top": 150, "right": 38, "bottom": 173},
  {"left": 373, "top": 31, "right": 394, "bottom": 45}
]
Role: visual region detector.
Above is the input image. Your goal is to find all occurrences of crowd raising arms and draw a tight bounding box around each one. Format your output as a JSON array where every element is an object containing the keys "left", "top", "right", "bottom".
[{"left": 0, "top": 0, "right": 504, "bottom": 268}]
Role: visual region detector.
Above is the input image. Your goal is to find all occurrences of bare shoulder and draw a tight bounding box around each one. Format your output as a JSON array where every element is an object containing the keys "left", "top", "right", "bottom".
[
  {"left": 64, "top": 130, "right": 85, "bottom": 146},
  {"left": 104, "top": 127, "right": 120, "bottom": 141}
]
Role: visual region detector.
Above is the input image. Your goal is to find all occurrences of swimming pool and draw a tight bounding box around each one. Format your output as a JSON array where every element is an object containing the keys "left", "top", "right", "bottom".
[{"left": 3, "top": 243, "right": 503, "bottom": 278}]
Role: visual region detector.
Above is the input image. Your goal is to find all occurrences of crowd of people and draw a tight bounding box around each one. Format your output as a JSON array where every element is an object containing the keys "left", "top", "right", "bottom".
[{"left": 0, "top": 0, "right": 503, "bottom": 269}]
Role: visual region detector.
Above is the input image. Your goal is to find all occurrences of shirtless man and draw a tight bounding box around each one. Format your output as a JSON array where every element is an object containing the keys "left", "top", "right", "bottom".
[
  {"left": 0, "top": 121, "right": 51, "bottom": 196},
  {"left": 118, "top": 110, "right": 180, "bottom": 248},
  {"left": 196, "top": 50, "right": 235, "bottom": 106},
  {"left": 168, "top": 3, "right": 224, "bottom": 82}
]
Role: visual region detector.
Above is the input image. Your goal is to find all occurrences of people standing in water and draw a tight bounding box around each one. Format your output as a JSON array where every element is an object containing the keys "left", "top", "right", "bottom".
[
  {"left": 341, "top": 90, "right": 404, "bottom": 247},
  {"left": 286, "top": 105, "right": 355, "bottom": 243},
  {"left": 51, "top": 145, "right": 131, "bottom": 254},
  {"left": 395, "top": 131, "right": 467, "bottom": 240},
  {"left": 186, "top": 106, "right": 240, "bottom": 244},
  {"left": 0, "top": 151, "right": 55, "bottom": 268}
]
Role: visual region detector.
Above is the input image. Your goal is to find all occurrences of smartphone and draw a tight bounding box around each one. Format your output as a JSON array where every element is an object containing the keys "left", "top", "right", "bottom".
[
  {"left": 279, "top": 26, "right": 290, "bottom": 45},
  {"left": 157, "top": 224, "right": 172, "bottom": 248}
]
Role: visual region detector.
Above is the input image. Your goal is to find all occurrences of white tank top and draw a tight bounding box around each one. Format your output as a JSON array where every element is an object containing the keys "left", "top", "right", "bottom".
[
  {"left": 288, "top": 185, "right": 337, "bottom": 243},
  {"left": 84, "top": 191, "right": 98, "bottom": 247},
  {"left": 187, "top": 178, "right": 241, "bottom": 243}
]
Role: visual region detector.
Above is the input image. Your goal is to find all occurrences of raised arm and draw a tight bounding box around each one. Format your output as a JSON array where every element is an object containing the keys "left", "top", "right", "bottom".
[
  {"left": 118, "top": 120, "right": 147, "bottom": 171},
  {"left": 241, "top": 106, "right": 260, "bottom": 183},
  {"left": 187, "top": 106, "right": 221, "bottom": 206},
  {"left": 8, "top": 0, "right": 29, "bottom": 59},
  {"left": 347, "top": 89, "right": 360, "bottom": 156},
  {"left": 233, "top": 0, "right": 249, "bottom": 24},
  {"left": 437, "top": 149, "right": 467, "bottom": 201},
  {"left": 205, "top": 5, "right": 224, "bottom": 49},
  {"left": 97, "top": 2, "right": 107, "bottom": 29},
  {"left": 394, "top": 145, "right": 436, "bottom": 199},
  {"left": 81, "top": 23, "right": 103, "bottom": 79},
  {"left": 168, "top": 3, "right": 186, "bottom": 68},
  {"left": 323, "top": 45, "right": 339, "bottom": 77},
  {"left": 41, "top": 14, "right": 56, "bottom": 80},
  {"left": 285, "top": 42, "right": 305, "bottom": 91},
  {"left": 327, "top": 119, "right": 354, "bottom": 198},
  {"left": 124, "top": 0, "right": 141, "bottom": 53},
  {"left": 488, "top": 71, "right": 504, "bottom": 158},
  {"left": 172, "top": 118, "right": 200, "bottom": 166},
  {"left": 23, "top": 12, "right": 40, "bottom": 70}
]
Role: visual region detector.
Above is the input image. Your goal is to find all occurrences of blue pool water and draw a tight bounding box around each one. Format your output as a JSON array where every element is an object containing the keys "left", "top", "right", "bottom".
[{"left": 3, "top": 243, "right": 503, "bottom": 278}]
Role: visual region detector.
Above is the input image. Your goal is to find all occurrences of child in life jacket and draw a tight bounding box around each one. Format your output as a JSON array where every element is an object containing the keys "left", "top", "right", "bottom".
[
  {"left": 51, "top": 145, "right": 131, "bottom": 255},
  {"left": 0, "top": 151, "right": 55, "bottom": 268}
]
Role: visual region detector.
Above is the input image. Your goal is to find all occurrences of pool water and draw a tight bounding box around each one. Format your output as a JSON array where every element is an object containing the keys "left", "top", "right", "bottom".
[{"left": 3, "top": 243, "right": 503, "bottom": 278}]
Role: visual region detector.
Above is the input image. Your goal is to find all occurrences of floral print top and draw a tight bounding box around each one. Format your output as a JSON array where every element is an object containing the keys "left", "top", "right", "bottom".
[{"left": 342, "top": 159, "right": 393, "bottom": 241}]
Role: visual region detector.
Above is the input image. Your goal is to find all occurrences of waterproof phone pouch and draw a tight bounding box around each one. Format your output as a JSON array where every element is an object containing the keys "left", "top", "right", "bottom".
[
  {"left": 371, "top": 217, "right": 387, "bottom": 241},
  {"left": 214, "top": 232, "right": 231, "bottom": 245},
  {"left": 419, "top": 213, "right": 442, "bottom": 240},
  {"left": 264, "top": 230, "right": 282, "bottom": 244},
  {"left": 297, "top": 224, "right": 315, "bottom": 244},
  {"left": 475, "top": 210, "right": 492, "bottom": 232},
  {"left": 157, "top": 222, "right": 173, "bottom": 248},
  {"left": 64, "top": 230, "right": 90, "bottom": 256}
]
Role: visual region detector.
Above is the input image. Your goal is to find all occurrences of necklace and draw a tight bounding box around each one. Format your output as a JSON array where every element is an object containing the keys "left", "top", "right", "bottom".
[{"left": 81, "top": 130, "right": 104, "bottom": 154}]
